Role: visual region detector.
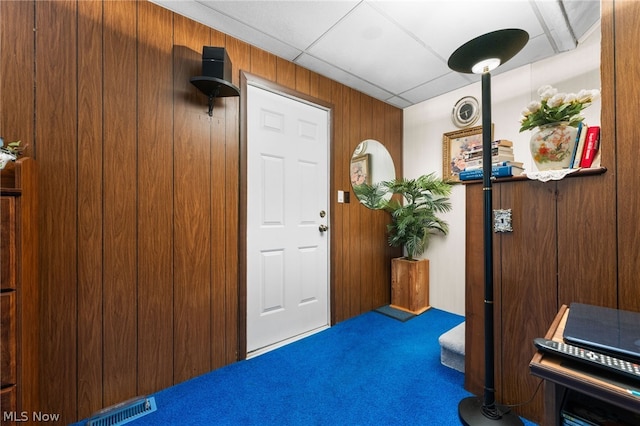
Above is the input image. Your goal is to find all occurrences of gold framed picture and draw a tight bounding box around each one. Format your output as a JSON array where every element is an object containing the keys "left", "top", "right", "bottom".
[
  {"left": 442, "top": 125, "right": 493, "bottom": 182},
  {"left": 350, "top": 154, "right": 371, "bottom": 186}
]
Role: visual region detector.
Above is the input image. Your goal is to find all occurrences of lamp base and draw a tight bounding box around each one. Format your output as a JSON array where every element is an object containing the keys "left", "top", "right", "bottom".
[{"left": 458, "top": 397, "right": 524, "bottom": 426}]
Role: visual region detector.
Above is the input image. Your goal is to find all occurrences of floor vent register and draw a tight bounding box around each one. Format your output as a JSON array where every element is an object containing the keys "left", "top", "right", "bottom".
[{"left": 86, "top": 396, "right": 157, "bottom": 426}]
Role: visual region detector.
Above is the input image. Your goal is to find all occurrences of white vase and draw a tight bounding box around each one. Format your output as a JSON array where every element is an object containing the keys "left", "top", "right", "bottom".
[{"left": 529, "top": 122, "right": 578, "bottom": 171}]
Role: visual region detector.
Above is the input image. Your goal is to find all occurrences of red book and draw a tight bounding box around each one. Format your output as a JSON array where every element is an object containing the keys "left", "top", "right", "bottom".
[{"left": 579, "top": 126, "right": 601, "bottom": 168}]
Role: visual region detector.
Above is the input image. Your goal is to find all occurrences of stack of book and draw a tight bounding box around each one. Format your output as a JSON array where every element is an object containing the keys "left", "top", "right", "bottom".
[
  {"left": 459, "top": 140, "right": 524, "bottom": 181},
  {"left": 462, "top": 139, "right": 515, "bottom": 169},
  {"left": 570, "top": 123, "right": 600, "bottom": 169}
]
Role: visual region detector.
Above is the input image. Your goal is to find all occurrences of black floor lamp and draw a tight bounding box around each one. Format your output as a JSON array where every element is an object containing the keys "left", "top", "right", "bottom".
[{"left": 448, "top": 29, "right": 529, "bottom": 426}]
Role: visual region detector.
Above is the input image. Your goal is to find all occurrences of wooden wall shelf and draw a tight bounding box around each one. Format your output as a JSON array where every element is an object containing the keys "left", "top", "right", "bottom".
[{"left": 462, "top": 166, "right": 607, "bottom": 185}]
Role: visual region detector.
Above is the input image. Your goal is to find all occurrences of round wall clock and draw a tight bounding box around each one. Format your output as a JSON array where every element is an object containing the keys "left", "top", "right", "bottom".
[
  {"left": 451, "top": 96, "right": 480, "bottom": 128},
  {"left": 353, "top": 140, "right": 367, "bottom": 156}
]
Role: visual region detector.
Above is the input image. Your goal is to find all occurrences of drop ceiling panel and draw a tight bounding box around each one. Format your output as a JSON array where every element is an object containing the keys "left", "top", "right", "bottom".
[
  {"left": 400, "top": 71, "right": 475, "bottom": 105},
  {"left": 295, "top": 53, "right": 395, "bottom": 101},
  {"left": 160, "top": 0, "right": 304, "bottom": 60},
  {"left": 374, "top": 1, "right": 548, "bottom": 62},
  {"left": 306, "top": 2, "right": 451, "bottom": 95},
  {"left": 151, "top": 0, "right": 600, "bottom": 108},
  {"left": 196, "top": 1, "right": 359, "bottom": 51},
  {"left": 563, "top": 0, "right": 601, "bottom": 40}
]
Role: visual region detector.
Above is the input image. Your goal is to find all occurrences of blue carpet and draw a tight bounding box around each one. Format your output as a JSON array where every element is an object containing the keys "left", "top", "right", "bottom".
[{"left": 74, "top": 309, "right": 538, "bottom": 425}]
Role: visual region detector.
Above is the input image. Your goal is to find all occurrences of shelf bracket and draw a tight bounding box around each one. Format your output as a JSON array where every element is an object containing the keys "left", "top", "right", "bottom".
[
  {"left": 190, "top": 76, "right": 240, "bottom": 117},
  {"left": 207, "top": 87, "right": 220, "bottom": 117}
]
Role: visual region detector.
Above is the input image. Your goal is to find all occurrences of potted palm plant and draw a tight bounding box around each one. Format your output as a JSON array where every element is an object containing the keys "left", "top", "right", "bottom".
[{"left": 356, "top": 173, "right": 452, "bottom": 314}]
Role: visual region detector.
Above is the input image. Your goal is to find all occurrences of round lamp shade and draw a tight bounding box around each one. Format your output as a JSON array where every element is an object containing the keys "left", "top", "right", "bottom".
[{"left": 448, "top": 29, "right": 529, "bottom": 74}]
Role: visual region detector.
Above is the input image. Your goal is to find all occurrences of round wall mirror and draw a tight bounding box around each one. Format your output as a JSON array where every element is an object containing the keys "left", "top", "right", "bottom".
[{"left": 350, "top": 139, "right": 396, "bottom": 209}]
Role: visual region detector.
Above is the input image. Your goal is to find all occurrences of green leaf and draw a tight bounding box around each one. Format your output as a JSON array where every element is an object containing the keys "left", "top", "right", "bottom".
[{"left": 382, "top": 173, "right": 452, "bottom": 258}]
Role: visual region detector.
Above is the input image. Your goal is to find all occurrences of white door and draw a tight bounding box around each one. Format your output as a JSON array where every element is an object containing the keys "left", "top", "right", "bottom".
[{"left": 246, "top": 84, "right": 330, "bottom": 355}]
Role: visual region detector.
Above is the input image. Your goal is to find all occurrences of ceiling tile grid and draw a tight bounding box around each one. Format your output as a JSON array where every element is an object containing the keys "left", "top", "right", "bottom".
[{"left": 152, "top": 0, "right": 600, "bottom": 109}]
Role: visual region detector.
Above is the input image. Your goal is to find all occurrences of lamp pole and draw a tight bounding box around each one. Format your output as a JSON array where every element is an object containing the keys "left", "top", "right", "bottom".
[
  {"left": 481, "top": 69, "right": 496, "bottom": 415},
  {"left": 448, "top": 29, "right": 529, "bottom": 425}
]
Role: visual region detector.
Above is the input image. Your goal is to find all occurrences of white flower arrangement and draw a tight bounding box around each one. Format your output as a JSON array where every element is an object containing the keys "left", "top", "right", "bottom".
[{"left": 519, "top": 85, "right": 600, "bottom": 132}]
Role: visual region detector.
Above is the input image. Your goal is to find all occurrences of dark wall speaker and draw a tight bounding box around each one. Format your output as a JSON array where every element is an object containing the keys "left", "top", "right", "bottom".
[{"left": 202, "top": 46, "right": 232, "bottom": 82}]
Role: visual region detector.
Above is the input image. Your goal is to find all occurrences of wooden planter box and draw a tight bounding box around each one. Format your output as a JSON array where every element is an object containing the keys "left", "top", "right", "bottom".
[{"left": 390, "top": 257, "right": 430, "bottom": 315}]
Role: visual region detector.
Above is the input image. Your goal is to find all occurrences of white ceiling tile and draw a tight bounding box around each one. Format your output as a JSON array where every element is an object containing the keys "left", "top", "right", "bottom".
[
  {"left": 533, "top": 0, "right": 577, "bottom": 52},
  {"left": 307, "top": 2, "right": 451, "bottom": 94},
  {"left": 561, "top": 0, "right": 601, "bottom": 41},
  {"left": 384, "top": 96, "right": 412, "bottom": 109},
  {"left": 151, "top": 0, "right": 600, "bottom": 108},
  {"left": 296, "top": 53, "right": 395, "bottom": 100},
  {"left": 510, "top": 32, "right": 558, "bottom": 66},
  {"left": 373, "top": 0, "right": 547, "bottom": 60},
  {"left": 400, "top": 71, "right": 474, "bottom": 105},
  {"left": 194, "top": 1, "right": 360, "bottom": 50},
  {"left": 152, "top": 0, "right": 303, "bottom": 60}
]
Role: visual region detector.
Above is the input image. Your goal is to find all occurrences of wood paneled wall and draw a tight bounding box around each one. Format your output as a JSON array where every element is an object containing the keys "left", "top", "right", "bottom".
[
  {"left": 0, "top": 1, "right": 402, "bottom": 423},
  {"left": 610, "top": 0, "right": 640, "bottom": 314}
]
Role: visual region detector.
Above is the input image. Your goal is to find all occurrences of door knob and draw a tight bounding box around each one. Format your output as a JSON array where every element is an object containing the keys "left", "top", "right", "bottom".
[{"left": 319, "top": 224, "right": 328, "bottom": 233}]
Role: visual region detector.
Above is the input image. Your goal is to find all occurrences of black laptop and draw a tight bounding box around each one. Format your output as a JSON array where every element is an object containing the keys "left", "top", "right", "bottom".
[{"left": 563, "top": 302, "right": 640, "bottom": 362}]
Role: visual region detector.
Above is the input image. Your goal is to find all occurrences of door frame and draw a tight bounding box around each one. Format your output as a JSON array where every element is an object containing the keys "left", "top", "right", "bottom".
[{"left": 239, "top": 71, "right": 335, "bottom": 359}]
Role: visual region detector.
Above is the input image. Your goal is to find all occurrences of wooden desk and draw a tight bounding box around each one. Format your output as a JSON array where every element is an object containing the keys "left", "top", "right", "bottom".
[{"left": 530, "top": 305, "right": 640, "bottom": 425}]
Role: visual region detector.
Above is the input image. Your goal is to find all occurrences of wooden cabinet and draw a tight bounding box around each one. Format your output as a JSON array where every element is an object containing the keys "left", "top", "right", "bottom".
[
  {"left": 464, "top": 169, "right": 617, "bottom": 424},
  {"left": 530, "top": 305, "right": 640, "bottom": 425},
  {"left": 0, "top": 158, "right": 38, "bottom": 423},
  {"left": 1, "top": 197, "right": 16, "bottom": 290},
  {"left": 0, "top": 292, "right": 16, "bottom": 385}
]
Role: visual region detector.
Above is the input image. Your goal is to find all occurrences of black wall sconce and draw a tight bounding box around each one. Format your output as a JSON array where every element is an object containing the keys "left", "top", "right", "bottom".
[{"left": 190, "top": 46, "right": 240, "bottom": 116}]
